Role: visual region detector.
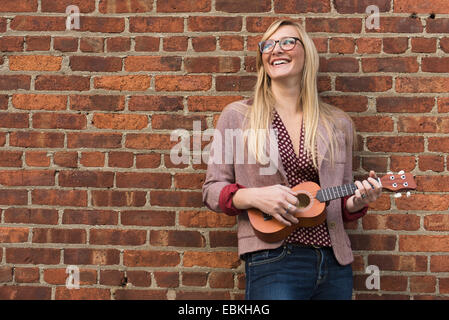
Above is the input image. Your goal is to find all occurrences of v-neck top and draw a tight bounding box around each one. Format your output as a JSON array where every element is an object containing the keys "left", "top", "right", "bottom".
[{"left": 271, "top": 109, "right": 331, "bottom": 246}]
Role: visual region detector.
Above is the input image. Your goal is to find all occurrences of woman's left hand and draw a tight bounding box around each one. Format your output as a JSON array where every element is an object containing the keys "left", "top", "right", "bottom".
[{"left": 349, "top": 170, "right": 382, "bottom": 212}]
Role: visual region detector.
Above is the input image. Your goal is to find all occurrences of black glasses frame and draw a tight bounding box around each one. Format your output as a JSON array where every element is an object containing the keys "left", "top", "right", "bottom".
[{"left": 258, "top": 37, "right": 303, "bottom": 54}]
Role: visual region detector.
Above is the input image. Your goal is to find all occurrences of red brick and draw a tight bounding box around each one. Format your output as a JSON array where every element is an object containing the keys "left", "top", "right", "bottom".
[
  {"left": 130, "top": 17, "right": 184, "bottom": 33},
  {"left": 125, "top": 56, "right": 181, "bottom": 71},
  {"left": 53, "top": 151, "right": 78, "bottom": 168},
  {"left": 126, "top": 270, "right": 152, "bottom": 287},
  {"left": 275, "top": 0, "right": 329, "bottom": 13},
  {"left": 0, "top": 75, "right": 30, "bottom": 90},
  {"left": 216, "top": 75, "right": 257, "bottom": 92},
  {"left": 400, "top": 235, "right": 449, "bottom": 252},
  {"left": 99, "top": 0, "right": 153, "bottom": 13},
  {"left": 306, "top": 18, "right": 362, "bottom": 33},
  {"left": 125, "top": 133, "right": 176, "bottom": 150},
  {"left": 6, "top": 248, "right": 60, "bottom": 264},
  {"left": 80, "top": 152, "right": 105, "bottom": 167},
  {"left": 219, "top": 36, "right": 244, "bottom": 51},
  {"left": 79, "top": 17, "right": 125, "bottom": 33},
  {"left": 70, "top": 56, "right": 122, "bottom": 72},
  {"left": 209, "top": 272, "right": 234, "bottom": 288},
  {"left": 178, "top": 210, "right": 236, "bottom": 228},
  {"left": 15, "top": 267, "right": 39, "bottom": 283},
  {"left": 383, "top": 37, "right": 408, "bottom": 54},
  {"left": 187, "top": 96, "right": 243, "bottom": 112},
  {"left": 94, "top": 75, "right": 151, "bottom": 91},
  {"left": 150, "top": 190, "right": 203, "bottom": 207},
  {"left": 321, "top": 95, "right": 368, "bottom": 113},
  {"left": 25, "top": 151, "right": 50, "bottom": 167},
  {"left": 124, "top": 250, "right": 180, "bottom": 267},
  {"left": 0, "top": 227, "right": 29, "bottom": 243},
  {"left": 395, "top": 0, "right": 449, "bottom": 13},
  {"left": 329, "top": 37, "right": 355, "bottom": 54},
  {"left": 376, "top": 96, "right": 434, "bottom": 113},
  {"left": 32, "top": 113, "right": 86, "bottom": 129},
  {"left": 99, "top": 270, "right": 125, "bottom": 286},
  {"left": 0, "top": 0, "right": 37, "bottom": 12},
  {"left": 55, "top": 288, "right": 110, "bottom": 300},
  {"left": 422, "top": 57, "right": 449, "bottom": 73},
  {"left": 362, "top": 57, "right": 419, "bottom": 73},
  {"left": 192, "top": 36, "right": 216, "bottom": 52},
  {"left": 116, "top": 172, "right": 171, "bottom": 189},
  {"left": 362, "top": 214, "right": 420, "bottom": 231},
  {"left": 157, "top": 0, "right": 210, "bottom": 12},
  {"left": 396, "top": 77, "right": 449, "bottom": 93},
  {"left": 135, "top": 36, "right": 160, "bottom": 51},
  {"left": 210, "top": 231, "right": 238, "bottom": 247},
  {"left": 182, "top": 272, "right": 207, "bottom": 287},
  {"left": 0, "top": 170, "right": 54, "bottom": 186},
  {"left": 91, "top": 190, "right": 146, "bottom": 207},
  {"left": 4, "top": 208, "right": 58, "bottom": 225},
  {"left": 410, "top": 276, "right": 436, "bottom": 293},
  {"left": 121, "top": 210, "right": 175, "bottom": 227},
  {"left": 59, "top": 170, "right": 114, "bottom": 188},
  {"left": 10, "top": 131, "right": 64, "bottom": 148},
  {"left": 128, "top": 95, "right": 183, "bottom": 112},
  {"left": 64, "top": 248, "right": 120, "bottom": 265},
  {"left": 0, "top": 113, "right": 28, "bottom": 128},
  {"left": 12, "top": 94, "right": 66, "bottom": 111},
  {"left": 320, "top": 57, "right": 359, "bottom": 73},
  {"left": 335, "top": 0, "right": 390, "bottom": 13},
  {"left": 70, "top": 95, "right": 125, "bottom": 111},
  {"left": 163, "top": 36, "right": 188, "bottom": 51},
  {"left": 217, "top": 0, "right": 270, "bottom": 12},
  {"left": 41, "top": 0, "right": 95, "bottom": 12},
  {"left": 188, "top": 16, "right": 242, "bottom": 32},
  {"left": 183, "top": 251, "right": 240, "bottom": 268},
  {"left": 419, "top": 155, "right": 445, "bottom": 172},
  {"left": 425, "top": 215, "right": 449, "bottom": 231},
  {"left": 0, "top": 286, "right": 51, "bottom": 300},
  {"left": 349, "top": 234, "right": 396, "bottom": 251},
  {"left": 356, "top": 37, "right": 382, "bottom": 54},
  {"left": 185, "top": 57, "right": 240, "bottom": 73},
  {"left": 430, "top": 255, "right": 449, "bottom": 272},
  {"left": 92, "top": 113, "right": 148, "bottom": 130},
  {"left": 366, "top": 17, "right": 423, "bottom": 33},
  {"left": 9, "top": 55, "right": 61, "bottom": 71},
  {"left": 106, "top": 37, "right": 131, "bottom": 52},
  {"left": 35, "top": 75, "right": 90, "bottom": 91},
  {"left": 154, "top": 271, "right": 179, "bottom": 288},
  {"left": 336, "top": 76, "right": 392, "bottom": 92},
  {"left": 32, "top": 189, "right": 87, "bottom": 207},
  {"left": 67, "top": 132, "right": 122, "bottom": 148},
  {"left": 11, "top": 16, "right": 65, "bottom": 31},
  {"left": 80, "top": 38, "right": 103, "bottom": 53},
  {"left": 428, "top": 137, "right": 449, "bottom": 152},
  {"left": 150, "top": 230, "right": 205, "bottom": 247},
  {"left": 428, "top": 19, "right": 449, "bottom": 33},
  {"left": 135, "top": 154, "right": 161, "bottom": 168},
  {"left": 366, "top": 136, "right": 424, "bottom": 152},
  {"left": 62, "top": 209, "right": 118, "bottom": 225},
  {"left": 368, "top": 254, "right": 427, "bottom": 272},
  {"left": 0, "top": 37, "right": 24, "bottom": 51},
  {"left": 32, "top": 228, "right": 86, "bottom": 244},
  {"left": 108, "top": 151, "right": 133, "bottom": 168},
  {"left": 114, "top": 289, "right": 167, "bottom": 300},
  {"left": 90, "top": 229, "right": 146, "bottom": 245},
  {"left": 155, "top": 75, "right": 211, "bottom": 91},
  {"left": 411, "top": 37, "right": 437, "bottom": 53},
  {"left": 54, "top": 37, "right": 78, "bottom": 52}
]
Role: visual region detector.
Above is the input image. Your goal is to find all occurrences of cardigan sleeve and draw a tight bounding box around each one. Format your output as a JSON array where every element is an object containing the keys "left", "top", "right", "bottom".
[
  {"left": 341, "top": 195, "right": 368, "bottom": 222},
  {"left": 218, "top": 183, "right": 247, "bottom": 216}
]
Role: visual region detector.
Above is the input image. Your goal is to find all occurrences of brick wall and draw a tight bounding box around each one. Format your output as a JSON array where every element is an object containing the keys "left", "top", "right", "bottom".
[{"left": 0, "top": 0, "right": 448, "bottom": 300}]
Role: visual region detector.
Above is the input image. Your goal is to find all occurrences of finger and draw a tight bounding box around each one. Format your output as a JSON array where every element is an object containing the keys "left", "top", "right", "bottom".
[
  {"left": 277, "top": 184, "right": 297, "bottom": 196},
  {"left": 367, "top": 177, "right": 380, "bottom": 189},
  {"left": 355, "top": 181, "right": 368, "bottom": 202},
  {"left": 272, "top": 212, "right": 292, "bottom": 226},
  {"left": 362, "top": 180, "right": 375, "bottom": 201}
]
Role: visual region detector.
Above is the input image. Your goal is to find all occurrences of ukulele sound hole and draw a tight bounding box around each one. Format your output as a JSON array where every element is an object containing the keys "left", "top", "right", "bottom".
[{"left": 296, "top": 193, "right": 311, "bottom": 208}]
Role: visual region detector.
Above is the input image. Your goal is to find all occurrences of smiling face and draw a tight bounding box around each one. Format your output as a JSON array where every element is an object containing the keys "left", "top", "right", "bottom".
[{"left": 261, "top": 25, "right": 305, "bottom": 85}]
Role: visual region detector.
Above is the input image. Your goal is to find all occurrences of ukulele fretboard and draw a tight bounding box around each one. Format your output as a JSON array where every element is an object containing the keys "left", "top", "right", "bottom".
[{"left": 316, "top": 183, "right": 358, "bottom": 203}]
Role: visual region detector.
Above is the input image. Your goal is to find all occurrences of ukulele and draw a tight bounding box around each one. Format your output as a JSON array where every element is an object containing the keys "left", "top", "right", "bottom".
[{"left": 247, "top": 171, "right": 417, "bottom": 243}]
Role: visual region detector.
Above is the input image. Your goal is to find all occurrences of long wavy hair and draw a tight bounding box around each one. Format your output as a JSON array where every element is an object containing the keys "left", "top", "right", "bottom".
[{"left": 241, "top": 19, "right": 356, "bottom": 170}]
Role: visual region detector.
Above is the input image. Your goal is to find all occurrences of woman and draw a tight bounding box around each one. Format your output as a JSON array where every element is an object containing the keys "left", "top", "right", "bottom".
[{"left": 202, "top": 19, "right": 381, "bottom": 300}]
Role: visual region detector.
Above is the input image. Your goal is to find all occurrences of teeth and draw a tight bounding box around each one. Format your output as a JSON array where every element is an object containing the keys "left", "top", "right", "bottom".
[{"left": 273, "top": 60, "right": 289, "bottom": 65}]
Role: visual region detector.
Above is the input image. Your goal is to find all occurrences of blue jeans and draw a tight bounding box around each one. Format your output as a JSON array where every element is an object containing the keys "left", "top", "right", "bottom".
[{"left": 244, "top": 244, "right": 353, "bottom": 300}]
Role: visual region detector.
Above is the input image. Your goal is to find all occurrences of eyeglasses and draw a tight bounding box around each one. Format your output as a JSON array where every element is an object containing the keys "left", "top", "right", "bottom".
[{"left": 258, "top": 37, "right": 303, "bottom": 54}]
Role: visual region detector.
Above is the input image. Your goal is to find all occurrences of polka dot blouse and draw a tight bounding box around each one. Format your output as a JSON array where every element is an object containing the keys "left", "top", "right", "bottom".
[{"left": 271, "top": 109, "right": 332, "bottom": 247}]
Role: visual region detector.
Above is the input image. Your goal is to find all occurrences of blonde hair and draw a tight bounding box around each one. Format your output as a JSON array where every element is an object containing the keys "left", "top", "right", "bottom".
[{"left": 242, "top": 19, "right": 356, "bottom": 170}]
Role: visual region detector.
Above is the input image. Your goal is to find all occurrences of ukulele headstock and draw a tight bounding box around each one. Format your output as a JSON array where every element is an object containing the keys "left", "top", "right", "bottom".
[{"left": 379, "top": 170, "right": 417, "bottom": 198}]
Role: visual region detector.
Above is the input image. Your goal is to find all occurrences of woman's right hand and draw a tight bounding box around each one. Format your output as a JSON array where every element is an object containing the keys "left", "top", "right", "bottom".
[{"left": 248, "top": 184, "right": 300, "bottom": 226}]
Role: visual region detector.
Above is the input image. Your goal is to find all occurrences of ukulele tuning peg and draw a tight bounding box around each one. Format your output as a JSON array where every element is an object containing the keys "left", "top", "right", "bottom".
[
  {"left": 406, "top": 191, "right": 411, "bottom": 198},
  {"left": 387, "top": 171, "right": 393, "bottom": 174},
  {"left": 394, "top": 192, "right": 402, "bottom": 198},
  {"left": 398, "top": 170, "right": 405, "bottom": 174}
]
